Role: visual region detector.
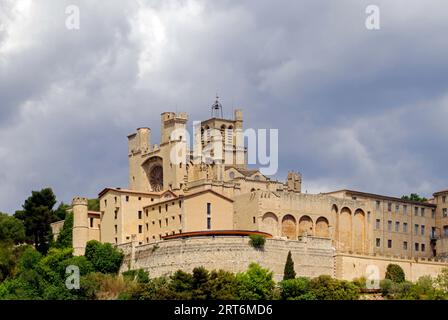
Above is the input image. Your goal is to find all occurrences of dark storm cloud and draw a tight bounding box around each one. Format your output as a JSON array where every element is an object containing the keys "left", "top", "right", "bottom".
[{"left": 1, "top": 0, "right": 448, "bottom": 213}]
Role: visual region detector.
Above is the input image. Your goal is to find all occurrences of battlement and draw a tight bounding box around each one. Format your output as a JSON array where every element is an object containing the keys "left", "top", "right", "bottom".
[{"left": 72, "top": 197, "right": 88, "bottom": 206}]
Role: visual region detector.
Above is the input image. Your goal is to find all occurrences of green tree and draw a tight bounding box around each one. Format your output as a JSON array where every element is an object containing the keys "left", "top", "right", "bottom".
[
  {"left": 385, "top": 264, "right": 405, "bottom": 283},
  {"left": 279, "top": 277, "right": 315, "bottom": 300},
  {"left": 53, "top": 203, "right": 69, "bottom": 221},
  {"left": 401, "top": 193, "right": 428, "bottom": 203},
  {"left": 192, "top": 266, "right": 210, "bottom": 299},
  {"left": 236, "top": 263, "right": 275, "bottom": 300},
  {"left": 88, "top": 199, "right": 100, "bottom": 211},
  {"left": 169, "top": 270, "right": 194, "bottom": 299},
  {"left": 283, "top": 251, "right": 296, "bottom": 280},
  {"left": 14, "top": 188, "right": 59, "bottom": 254},
  {"left": 208, "top": 270, "right": 238, "bottom": 300},
  {"left": 0, "top": 212, "right": 26, "bottom": 244},
  {"left": 55, "top": 212, "right": 73, "bottom": 248},
  {"left": 0, "top": 244, "right": 29, "bottom": 282},
  {"left": 84, "top": 240, "right": 124, "bottom": 274},
  {"left": 309, "top": 275, "right": 359, "bottom": 300}
]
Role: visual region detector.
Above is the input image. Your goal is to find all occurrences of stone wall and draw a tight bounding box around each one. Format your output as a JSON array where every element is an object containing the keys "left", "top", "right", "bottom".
[
  {"left": 118, "top": 236, "right": 334, "bottom": 281},
  {"left": 335, "top": 253, "right": 448, "bottom": 282}
]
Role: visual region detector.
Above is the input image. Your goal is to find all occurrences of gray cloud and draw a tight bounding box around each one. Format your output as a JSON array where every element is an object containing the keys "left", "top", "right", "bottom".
[{"left": 1, "top": 0, "right": 448, "bottom": 213}]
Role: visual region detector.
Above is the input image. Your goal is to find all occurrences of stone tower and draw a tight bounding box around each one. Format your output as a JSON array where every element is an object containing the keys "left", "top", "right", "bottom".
[
  {"left": 287, "top": 171, "right": 302, "bottom": 193},
  {"left": 72, "top": 197, "right": 88, "bottom": 256}
]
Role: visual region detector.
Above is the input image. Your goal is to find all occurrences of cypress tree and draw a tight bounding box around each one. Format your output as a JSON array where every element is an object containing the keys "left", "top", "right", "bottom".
[{"left": 283, "top": 251, "right": 296, "bottom": 280}]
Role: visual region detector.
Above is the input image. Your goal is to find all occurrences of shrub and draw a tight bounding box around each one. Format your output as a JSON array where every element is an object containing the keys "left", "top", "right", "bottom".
[
  {"left": 249, "top": 234, "right": 266, "bottom": 249},
  {"left": 385, "top": 264, "right": 405, "bottom": 283},
  {"left": 380, "top": 279, "right": 393, "bottom": 297},
  {"left": 435, "top": 267, "right": 448, "bottom": 294},
  {"left": 283, "top": 251, "right": 296, "bottom": 280},
  {"left": 80, "top": 272, "right": 132, "bottom": 300},
  {"left": 122, "top": 269, "right": 150, "bottom": 284},
  {"left": 352, "top": 277, "right": 367, "bottom": 290},
  {"left": 310, "top": 275, "right": 360, "bottom": 300},
  {"left": 279, "top": 277, "right": 314, "bottom": 300},
  {"left": 84, "top": 240, "right": 124, "bottom": 274}
]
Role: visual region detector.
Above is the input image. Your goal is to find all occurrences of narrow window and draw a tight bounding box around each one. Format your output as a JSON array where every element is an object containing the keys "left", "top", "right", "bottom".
[
  {"left": 395, "top": 221, "right": 399, "bottom": 232},
  {"left": 403, "top": 223, "right": 408, "bottom": 233},
  {"left": 376, "top": 219, "right": 381, "bottom": 229},
  {"left": 138, "top": 225, "right": 142, "bottom": 233},
  {"left": 126, "top": 196, "right": 129, "bottom": 202},
  {"left": 387, "top": 239, "right": 392, "bottom": 248},
  {"left": 138, "top": 211, "right": 142, "bottom": 219},
  {"left": 207, "top": 217, "right": 211, "bottom": 230},
  {"left": 376, "top": 238, "right": 381, "bottom": 247},
  {"left": 207, "top": 203, "right": 211, "bottom": 215},
  {"left": 388, "top": 203, "right": 392, "bottom": 211},
  {"left": 403, "top": 241, "right": 408, "bottom": 250},
  {"left": 114, "top": 225, "right": 117, "bottom": 234},
  {"left": 414, "top": 224, "right": 419, "bottom": 235},
  {"left": 421, "top": 243, "right": 426, "bottom": 252},
  {"left": 388, "top": 220, "right": 392, "bottom": 232},
  {"left": 253, "top": 217, "right": 256, "bottom": 224},
  {"left": 90, "top": 218, "right": 94, "bottom": 228},
  {"left": 421, "top": 225, "right": 425, "bottom": 236},
  {"left": 415, "top": 243, "right": 419, "bottom": 251}
]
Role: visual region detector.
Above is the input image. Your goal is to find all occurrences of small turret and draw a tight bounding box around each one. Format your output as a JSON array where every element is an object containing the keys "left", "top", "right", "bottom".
[
  {"left": 72, "top": 197, "right": 88, "bottom": 256},
  {"left": 287, "top": 171, "right": 302, "bottom": 193}
]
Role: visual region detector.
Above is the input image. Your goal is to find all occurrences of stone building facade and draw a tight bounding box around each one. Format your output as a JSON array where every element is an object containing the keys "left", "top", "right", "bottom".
[{"left": 52, "top": 99, "right": 448, "bottom": 279}]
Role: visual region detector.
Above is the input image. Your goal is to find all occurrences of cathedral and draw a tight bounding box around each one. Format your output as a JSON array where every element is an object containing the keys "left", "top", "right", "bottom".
[{"left": 52, "top": 99, "right": 448, "bottom": 281}]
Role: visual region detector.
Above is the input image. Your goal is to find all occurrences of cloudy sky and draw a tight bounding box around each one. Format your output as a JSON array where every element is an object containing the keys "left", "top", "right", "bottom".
[{"left": 1, "top": 0, "right": 447, "bottom": 213}]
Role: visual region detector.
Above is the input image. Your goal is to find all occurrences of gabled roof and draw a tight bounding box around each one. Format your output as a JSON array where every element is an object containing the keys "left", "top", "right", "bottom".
[
  {"left": 143, "top": 189, "right": 233, "bottom": 209},
  {"left": 227, "top": 166, "right": 260, "bottom": 177},
  {"left": 98, "top": 187, "right": 176, "bottom": 198}
]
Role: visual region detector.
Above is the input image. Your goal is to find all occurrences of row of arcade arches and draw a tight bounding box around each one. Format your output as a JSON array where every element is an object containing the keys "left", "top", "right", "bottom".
[{"left": 260, "top": 205, "right": 366, "bottom": 253}]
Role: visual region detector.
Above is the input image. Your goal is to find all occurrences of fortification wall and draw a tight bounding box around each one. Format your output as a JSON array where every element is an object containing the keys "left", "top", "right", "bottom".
[
  {"left": 335, "top": 253, "right": 448, "bottom": 282},
  {"left": 118, "top": 236, "right": 334, "bottom": 281}
]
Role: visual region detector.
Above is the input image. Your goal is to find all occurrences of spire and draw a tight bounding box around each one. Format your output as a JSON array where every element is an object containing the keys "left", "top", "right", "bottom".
[{"left": 211, "top": 95, "right": 223, "bottom": 118}]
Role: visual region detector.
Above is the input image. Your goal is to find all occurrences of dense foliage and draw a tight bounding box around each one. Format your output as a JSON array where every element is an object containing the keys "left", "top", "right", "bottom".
[
  {"left": 401, "top": 193, "right": 428, "bottom": 203},
  {"left": 84, "top": 240, "right": 124, "bottom": 274},
  {"left": 248, "top": 234, "right": 266, "bottom": 249},
  {"left": 54, "top": 212, "right": 73, "bottom": 249},
  {"left": 385, "top": 264, "right": 405, "bottom": 283},
  {"left": 0, "top": 213, "right": 26, "bottom": 245}
]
